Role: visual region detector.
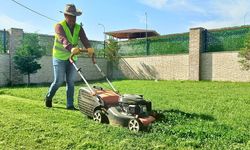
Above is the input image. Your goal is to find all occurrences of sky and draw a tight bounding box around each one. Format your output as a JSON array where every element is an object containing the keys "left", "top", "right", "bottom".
[{"left": 1, "top": 0, "right": 250, "bottom": 41}]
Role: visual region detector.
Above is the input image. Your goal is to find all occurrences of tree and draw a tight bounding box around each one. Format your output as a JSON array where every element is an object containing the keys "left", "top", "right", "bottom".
[
  {"left": 13, "top": 33, "right": 44, "bottom": 86},
  {"left": 239, "top": 33, "right": 250, "bottom": 70},
  {"left": 104, "top": 39, "right": 121, "bottom": 79}
]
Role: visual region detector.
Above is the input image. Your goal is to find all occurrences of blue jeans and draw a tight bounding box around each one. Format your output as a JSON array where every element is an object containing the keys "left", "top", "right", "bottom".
[{"left": 47, "top": 58, "right": 76, "bottom": 108}]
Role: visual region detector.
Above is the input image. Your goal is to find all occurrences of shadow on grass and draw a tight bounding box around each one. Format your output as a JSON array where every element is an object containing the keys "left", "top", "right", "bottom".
[
  {"left": 148, "top": 109, "right": 249, "bottom": 148},
  {"left": 154, "top": 109, "right": 216, "bottom": 124},
  {"left": 0, "top": 90, "right": 5, "bottom": 95},
  {"left": 52, "top": 106, "right": 79, "bottom": 111}
]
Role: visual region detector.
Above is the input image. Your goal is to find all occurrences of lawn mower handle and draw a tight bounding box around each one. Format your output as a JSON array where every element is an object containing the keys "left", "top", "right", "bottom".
[
  {"left": 69, "top": 50, "right": 96, "bottom": 64},
  {"left": 94, "top": 63, "right": 117, "bottom": 92},
  {"left": 69, "top": 52, "right": 117, "bottom": 93},
  {"left": 69, "top": 53, "right": 95, "bottom": 94}
]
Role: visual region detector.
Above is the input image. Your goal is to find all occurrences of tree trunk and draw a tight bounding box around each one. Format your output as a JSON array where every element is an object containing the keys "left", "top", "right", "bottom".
[
  {"left": 27, "top": 73, "right": 30, "bottom": 86},
  {"left": 107, "top": 61, "right": 113, "bottom": 80}
]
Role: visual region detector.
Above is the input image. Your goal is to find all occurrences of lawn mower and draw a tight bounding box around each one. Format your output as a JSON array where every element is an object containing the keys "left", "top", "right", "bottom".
[{"left": 69, "top": 54, "right": 156, "bottom": 132}]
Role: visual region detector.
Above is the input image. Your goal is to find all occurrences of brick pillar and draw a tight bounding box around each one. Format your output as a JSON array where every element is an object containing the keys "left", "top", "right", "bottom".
[
  {"left": 188, "top": 27, "right": 205, "bottom": 81},
  {"left": 8, "top": 28, "right": 24, "bottom": 85}
]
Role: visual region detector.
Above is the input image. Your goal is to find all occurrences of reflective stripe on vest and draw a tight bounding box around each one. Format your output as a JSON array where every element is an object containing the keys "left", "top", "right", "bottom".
[{"left": 52, "top": 20, "right": 81, "bottom": 60}]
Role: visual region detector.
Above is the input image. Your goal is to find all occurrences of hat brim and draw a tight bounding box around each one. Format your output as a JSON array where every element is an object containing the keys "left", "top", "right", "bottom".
[{"left": 60, "top": 10, "right": 82, "bottom": 16}]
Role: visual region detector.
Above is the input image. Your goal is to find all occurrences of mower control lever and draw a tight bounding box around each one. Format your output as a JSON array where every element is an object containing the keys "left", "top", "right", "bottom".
[{"left": 69, "top": 49, "right": 96, "bottom": 64}]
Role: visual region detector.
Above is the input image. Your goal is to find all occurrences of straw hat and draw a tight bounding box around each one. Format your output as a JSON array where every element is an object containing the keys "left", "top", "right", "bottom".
[{"left": 60, "top": 4, "right": 82, "bottom": 16}]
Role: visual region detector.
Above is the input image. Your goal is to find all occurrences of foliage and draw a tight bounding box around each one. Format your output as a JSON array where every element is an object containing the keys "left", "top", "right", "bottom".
[
  {"left": 104, "top": 39, "right": 121, "bottom": 62},
  {"left": 206, "top": 26, "right": 250, "bottom": 52},
  {"left": 104, "top": 39, "right": 121, "bottom": 79},
  {"left": 119, "top": 33, "right": 189, "bottom": 56},
  {"left": 149, "top": 33, "right": 189, "bottom": 55},
  {"left": 238, "top": 33, "right": 250, "bottom": 70},
  {"left": 37, "top": 34, "right": 54, "bottom": 56},
  {"left": 0, "top": 80, "right": 250, "bottom": 149},
  {"left": 78, "top": 40, "right": 105, "bottom": 58},
  {"left": 13, "top": 33, "right": 45, "bottom": 85}
]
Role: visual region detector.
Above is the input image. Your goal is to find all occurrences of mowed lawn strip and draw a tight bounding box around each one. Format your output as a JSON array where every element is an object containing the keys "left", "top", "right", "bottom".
[{"left": 0, "top": 80, "right": 249, "bottom": 149}]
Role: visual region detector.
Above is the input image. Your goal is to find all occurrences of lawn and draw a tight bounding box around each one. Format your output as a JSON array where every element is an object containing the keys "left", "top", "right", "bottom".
[{"left": 0, "top": 80, "right": 250, "bottom": 149}]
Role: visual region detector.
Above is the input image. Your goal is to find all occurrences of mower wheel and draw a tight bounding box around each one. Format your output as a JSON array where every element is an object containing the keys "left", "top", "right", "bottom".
[
  {"left": 128, "top": 119, "right": 142, "bottom": 132},
  {"left": 93, "top": 110, "right": 108, "bottom": 124}
]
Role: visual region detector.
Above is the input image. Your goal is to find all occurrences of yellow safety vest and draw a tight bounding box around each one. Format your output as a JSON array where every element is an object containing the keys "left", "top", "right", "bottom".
[{"left": 52, "top": 20, "right": 81, "bottom": 60}]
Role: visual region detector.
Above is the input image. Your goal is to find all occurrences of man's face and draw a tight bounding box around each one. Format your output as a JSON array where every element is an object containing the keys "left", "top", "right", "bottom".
[{"left": 64, "top": 14, "right": 76, "bottom": 28}]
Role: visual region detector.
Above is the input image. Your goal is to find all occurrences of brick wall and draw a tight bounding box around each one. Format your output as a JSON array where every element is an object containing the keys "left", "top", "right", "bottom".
[
  {"left": 201, "top": 52, "right": 250, "bottom": 82},
  {"left": 0, "top": 54, "right": 107, "bottom": 86},
  {"left": 0, "top": 54, "right": 10, "bottom": 86},
  {"left": 113, "top": 54, "right": 189, "bottom": 80},
  {"left": 8, "top": 28, "right": 24, "bottom": 85},
  {"left": 22, "top": 56, "right": 107, "bottom": 84},
  {"left": 112, "top": 52, "right": 250, "bottom": 82},
  {"left": 2, "top": 51, "right": 248, "bottom": 86},
  {"left": 189, "top": 28, "right": 204, "bottom": 80}
]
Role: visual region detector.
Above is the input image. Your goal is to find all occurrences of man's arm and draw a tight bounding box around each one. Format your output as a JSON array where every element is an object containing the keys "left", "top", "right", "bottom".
[
  {"left": 79, "top": 27, "right": 91, "bottom": 49},
  {"left": 79, "top": 27, "right": 95, "bottom": 63}
]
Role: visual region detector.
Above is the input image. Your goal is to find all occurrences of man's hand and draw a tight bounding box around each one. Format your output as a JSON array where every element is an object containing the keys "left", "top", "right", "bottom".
[
  {"left": 71, "top": 47, "right": 81, "bottom": 55},
  {"left": 87, "top": 48, "right": 94, "bottom": 57}
]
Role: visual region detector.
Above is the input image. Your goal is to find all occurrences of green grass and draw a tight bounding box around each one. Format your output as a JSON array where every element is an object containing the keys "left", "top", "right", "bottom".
[{"left": 0, "top": 80, "right": 250, "bottom": 149}]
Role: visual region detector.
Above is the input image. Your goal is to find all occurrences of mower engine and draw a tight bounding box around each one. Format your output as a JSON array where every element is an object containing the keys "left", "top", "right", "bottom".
[{"left": 119, "top": 94, "right": 152, "bottom": 116}]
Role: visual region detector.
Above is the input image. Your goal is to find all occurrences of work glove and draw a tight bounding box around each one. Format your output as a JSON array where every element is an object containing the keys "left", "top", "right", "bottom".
[
  {"left": 71, "top": 47, "right": 81, "bottom": 55},
  {"left": 87, "top": 48, "right": 94, "bottom": 57}
]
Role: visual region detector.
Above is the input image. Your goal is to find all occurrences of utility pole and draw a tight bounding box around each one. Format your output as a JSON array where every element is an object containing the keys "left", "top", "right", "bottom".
[
  {"left": 145, "top": 12, "right": 149, "bottom": 55},
  {"left": 244, "top": 12, "right": 248, "bottom": 25},
  {"left": 98, "top": 23, "right": 106, "bottom": 49}
]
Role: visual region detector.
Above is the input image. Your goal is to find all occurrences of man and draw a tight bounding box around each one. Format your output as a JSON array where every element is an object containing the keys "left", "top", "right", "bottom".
[{"left": 45, "top": 4, "right": 94, "bottom": 110}]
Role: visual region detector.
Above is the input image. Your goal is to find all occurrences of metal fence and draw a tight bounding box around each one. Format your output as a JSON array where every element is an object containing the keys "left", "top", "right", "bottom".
[
  {"left": 205, "top": 26, "right": 250, "bottom": 52},
  {"left": 2, "top": 26, "right": 250, "bottom": 56},
  {"left": 118, "top": 33, "right": 189, "bottom": 56},
  {"left": 0, "top": 30, "right": 9, "bottom": 54}
]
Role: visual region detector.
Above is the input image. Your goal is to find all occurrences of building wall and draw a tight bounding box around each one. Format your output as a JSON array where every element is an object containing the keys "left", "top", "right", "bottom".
[
  {"left": 0, "top": 54, "right": 107, "bottom": 86},
  {"left": 0, "top": 54, "right": 10, "bottom": 86},
  {"left": 113, "top": 54, "right": 189, "bottom": 80},
  {"left": 201, "top": 52, "right": 250, "bottom": 82},
  {"left": 22, "top": 56, "right": 107, "bottom": 84},
  {"left": 113, "top": 52, "right": 250, "bottom": 82},
  {"left": 1, "top": 52, "right": 249, "bottom": 86}
]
